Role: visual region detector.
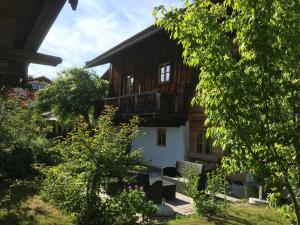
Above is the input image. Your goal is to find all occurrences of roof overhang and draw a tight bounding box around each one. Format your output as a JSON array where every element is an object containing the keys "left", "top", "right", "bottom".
[
  {"left": 0, "top": 47, "right": 62, "bottom": 66},
  {"left": 0, "top": 0, "right": 77, "bottom": 87},
  {"left": 86, "top": 25, "right": 163, "bottom": 68}
]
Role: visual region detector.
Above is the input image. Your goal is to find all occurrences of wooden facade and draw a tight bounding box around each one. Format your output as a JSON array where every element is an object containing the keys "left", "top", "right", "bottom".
[
  {"left": 102, "top": 29, "right": 198, "bottom": 125},
  {"left": 87, "top": 26, "right": 222, "bottom": 166}
]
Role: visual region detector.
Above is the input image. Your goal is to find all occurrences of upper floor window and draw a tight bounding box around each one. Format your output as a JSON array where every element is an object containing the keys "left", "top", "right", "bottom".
[
  {"left": 196, "top": 132, "right": 211, "bottom": 154},
  {"left": 123, "top": 74, "right": 134, "bottom": 95},
  {"left": 159, "top": 63, "right": 171, "bottom": 83},
  {"left": 157, "top": 128, "right": 166, "bottom": 147}
]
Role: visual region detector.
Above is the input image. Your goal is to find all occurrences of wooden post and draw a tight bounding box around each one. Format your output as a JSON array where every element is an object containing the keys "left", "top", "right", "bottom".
[
  {"left": 156, "top": 92, "right": 160, "bottom": 112},
  {"left": 259, "top": 185, "right": 263, "bottom": 200},
  {"left": 135, "top": 96, "right": 138, "bottom": 112}
]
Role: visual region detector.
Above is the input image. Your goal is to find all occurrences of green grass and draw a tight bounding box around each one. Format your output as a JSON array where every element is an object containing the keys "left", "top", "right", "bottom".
[
  {"left": 0, "top": 179, "right": 73, "bottom": 225},
  {"left": 0, "top": 178, "right": 288, "bottom": 225},
  {"left": 165, "top": 203, "right": 288, "bottom": 225}
]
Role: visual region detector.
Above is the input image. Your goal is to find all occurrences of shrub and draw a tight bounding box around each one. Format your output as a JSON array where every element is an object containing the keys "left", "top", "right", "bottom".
[
  {"left": 42, "top": 107, "right": 156, "bottom": 225},
  {"left": 0, "top": 97, "right": 51, "bottom": 177},
  {"left": 103, "top": 189, "right": 157, "bottom": 225},
  {"left": 187, "top": 167, "right": 228, "bottom": 215},
  {"left": 3, "top": 145, "right": 34, "bottom": 178}
]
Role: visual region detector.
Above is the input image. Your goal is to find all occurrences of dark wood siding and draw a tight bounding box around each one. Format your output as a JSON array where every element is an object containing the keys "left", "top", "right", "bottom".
[{"left": 108, "top": 31, "right": 198, "bottom": 118}]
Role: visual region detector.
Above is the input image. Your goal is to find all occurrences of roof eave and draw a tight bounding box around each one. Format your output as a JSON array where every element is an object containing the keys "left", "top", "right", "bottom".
[{"left": 86, "top": 25, "right": 163, "bottom": 68}]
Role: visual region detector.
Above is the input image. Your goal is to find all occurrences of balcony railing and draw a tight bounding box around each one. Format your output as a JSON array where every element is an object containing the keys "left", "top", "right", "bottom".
[{"left": 104, "top": 91, "right": 175, "bottom": 115}]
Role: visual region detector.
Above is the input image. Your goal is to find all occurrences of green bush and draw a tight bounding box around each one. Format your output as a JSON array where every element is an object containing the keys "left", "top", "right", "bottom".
[
  {"left": 103, "top": 189, "right": 157, "bottom": 225},
  {"left": 42, "top": 107, "right": 156, "bottom": 225},
  {"left": 0, "top": 97, "right": 52, "bottom": 176},
  {"left": 187, "top": 167, "right": 228, "bottom": 215},
  {"left": 3, "top": 145, "right": 34, "bottom": 178}
]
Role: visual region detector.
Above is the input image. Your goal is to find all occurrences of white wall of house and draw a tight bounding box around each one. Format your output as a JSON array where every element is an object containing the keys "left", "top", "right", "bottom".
[{"left": 131, "top": 125, "right": 188, "bottom": 168}]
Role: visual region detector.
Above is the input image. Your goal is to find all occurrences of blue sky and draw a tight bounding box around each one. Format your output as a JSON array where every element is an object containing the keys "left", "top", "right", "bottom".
[{"left": 29, "top": 0, "right": 182, "bottom": 79}]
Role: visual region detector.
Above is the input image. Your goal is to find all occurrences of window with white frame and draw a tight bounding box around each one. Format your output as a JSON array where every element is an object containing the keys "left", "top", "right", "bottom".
[
  {"left": 159, "top": 63, "right": 171, "bottom": 83},
  {"left": 123, "top": 74, "right": 134, "bottom": 95}
]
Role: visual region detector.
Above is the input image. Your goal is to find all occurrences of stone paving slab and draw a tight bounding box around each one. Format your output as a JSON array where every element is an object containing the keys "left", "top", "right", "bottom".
[{"left": 165, "top": 192, "right": 194, "bottom": 215}]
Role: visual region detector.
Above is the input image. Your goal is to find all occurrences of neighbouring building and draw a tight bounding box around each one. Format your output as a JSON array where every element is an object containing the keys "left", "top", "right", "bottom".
[
  {"left": 14, "top": 76, "right": 51, "bottom": 99},
  {"left": 86, "top": 25, "right": 222, "bottom": 170}
]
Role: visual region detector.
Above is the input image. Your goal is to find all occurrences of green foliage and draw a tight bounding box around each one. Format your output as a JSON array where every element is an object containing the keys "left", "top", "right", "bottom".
[
  {"left": 0, "top": 98, "right": 47, "bottom": 148},
  {"left": 268, "top": 192, "right": 297, "bottom": 224},
  {"left": 0, "top": 97, "right": 51, "bottom": 177},
  {"left": 102, "top": 189, "right": 156, "bottom": 225},
  {"left": 187, "top": 167, "right": 228, "bottom": 215},
  {"left": 35, "top": 67, "right": 108, "bottom": 127},
  {"left": 155, "top": 0, "right": 300, "bottom": 223},
  {"left": 42, "top": 107, "right": 156, "bottom": 225}
]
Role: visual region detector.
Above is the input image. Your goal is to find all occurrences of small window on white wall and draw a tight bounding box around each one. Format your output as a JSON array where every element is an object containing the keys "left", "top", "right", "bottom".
[{"left": 157, "top": 128, "right": 166, "bottom": 147}]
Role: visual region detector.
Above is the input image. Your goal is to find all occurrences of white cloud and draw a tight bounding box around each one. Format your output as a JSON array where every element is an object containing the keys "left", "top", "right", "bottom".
[{"left": 29, "top": 0, "right": 183, "bottom": 79}]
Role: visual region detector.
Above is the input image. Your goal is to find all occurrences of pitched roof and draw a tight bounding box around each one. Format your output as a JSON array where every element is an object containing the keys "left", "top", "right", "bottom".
[
  {"left": 27, "top": 76, "right": 51, "bottom": 83},
  {"left": 86, "top": 25, "right": 163, "bottom": 67}
]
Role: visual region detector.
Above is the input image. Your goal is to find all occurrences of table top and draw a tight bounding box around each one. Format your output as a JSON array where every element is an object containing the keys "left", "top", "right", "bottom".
[{"left": 149, "top": 177, "right": 176, "bottom": 186}]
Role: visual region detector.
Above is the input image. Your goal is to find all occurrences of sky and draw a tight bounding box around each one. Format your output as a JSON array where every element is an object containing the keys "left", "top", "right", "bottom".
[{"left": 29, "top": 0, "right": 183, "bottom": 80}]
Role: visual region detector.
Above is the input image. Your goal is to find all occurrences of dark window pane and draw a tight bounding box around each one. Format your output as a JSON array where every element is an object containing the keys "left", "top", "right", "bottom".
[{"left": 205, "top": 140, "right": 211, "bottom": 154}]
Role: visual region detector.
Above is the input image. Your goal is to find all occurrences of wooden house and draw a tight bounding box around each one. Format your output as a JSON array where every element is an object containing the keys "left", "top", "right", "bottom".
[
  {"left": 14, "top": 76, "right": 51, "bottom": 99},
  {"left": 86, "top": 25, "right": 221, "bottom": 170}
]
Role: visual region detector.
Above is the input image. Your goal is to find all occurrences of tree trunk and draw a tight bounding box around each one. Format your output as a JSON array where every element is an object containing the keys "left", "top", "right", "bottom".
[{"left": 284, "top": 177, "right": 300, "bottom": 225}]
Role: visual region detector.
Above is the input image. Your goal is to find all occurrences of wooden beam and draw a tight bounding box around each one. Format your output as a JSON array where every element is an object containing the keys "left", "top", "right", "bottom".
[
  {"left": 69, "top": 0, "right": 79, "bottom": 10},
  {"left": 23, "top": 0, "right": 67, "bottom": 50},
  {"left": 0, "top": 47, "right": 62, "bottom": 66}
]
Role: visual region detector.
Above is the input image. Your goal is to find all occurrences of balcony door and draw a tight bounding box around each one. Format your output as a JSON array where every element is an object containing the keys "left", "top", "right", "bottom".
[{"left": 123, "top": 74, "right": 134, "bottom": 95}]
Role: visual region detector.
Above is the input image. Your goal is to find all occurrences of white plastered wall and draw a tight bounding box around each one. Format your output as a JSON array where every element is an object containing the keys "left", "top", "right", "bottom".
[{"left": 131, "top": 124, "right": 189, "bottom": 168}]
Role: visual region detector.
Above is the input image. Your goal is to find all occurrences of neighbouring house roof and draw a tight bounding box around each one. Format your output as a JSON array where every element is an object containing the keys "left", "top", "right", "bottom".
[
  {"left": 100, "top": 68, "right": 110, "bottom": 81},
  {"left": 0, "top": 0, "right": 77, "bottom": 87},
  {"left": 86, "top": 25, "right": 163, "bottom": 67},
  {"left": 27, "top": 76, "right": 51, "bottom": 84}
]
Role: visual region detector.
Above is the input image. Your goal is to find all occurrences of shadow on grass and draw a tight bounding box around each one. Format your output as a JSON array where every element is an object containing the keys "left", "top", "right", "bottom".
[
  {"left": 0, "top": 177, "right": 41, "bottom": 225},
  {"left": 0, "top": 178, "right": 39, "bottom": 210},
  {"left": 206, "top": 213, "right": 253, "bottom": 225},
  {"left": 0, "top": 211, "right": 38, "bottom": 225}
]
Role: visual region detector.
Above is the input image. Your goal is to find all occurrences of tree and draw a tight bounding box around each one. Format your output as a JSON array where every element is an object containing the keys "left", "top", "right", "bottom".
[
  {"left": 155, "top": 0, "right": 300, "bottom": 223},
  {"left": 35, "top": 67, "right": 108, "bottom": 127},
  {"left": 42, "top": 107, "right": 156, "bottom": 225}
]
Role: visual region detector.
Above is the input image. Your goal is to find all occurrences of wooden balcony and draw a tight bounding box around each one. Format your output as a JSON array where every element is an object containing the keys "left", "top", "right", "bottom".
[{"left": 103, "top": 91, "right": 175, "bottom": 115}]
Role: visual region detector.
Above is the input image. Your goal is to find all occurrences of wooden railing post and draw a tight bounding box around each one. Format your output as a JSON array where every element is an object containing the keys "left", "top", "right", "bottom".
[
  {"left": 156, "top": 92, "right": 160, "bottom": 112},
  {"left": 118, "top": 98, "right": 121, "bottom": 111},
  {"left": 134, "top": 95, "right": 138, "bottom": 112}
]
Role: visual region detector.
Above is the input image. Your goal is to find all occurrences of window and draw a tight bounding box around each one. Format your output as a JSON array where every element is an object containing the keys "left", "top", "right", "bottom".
[
  {"left": 159, "top": 63, "right": 171, "bottom": 83},
  {"left": 31, "top": 83, "right": 39, "bottom": 90},
  {"left": 196, "top": 132, "right": 211, "bottom": 154},
  {"left": 123, "top": 74, "right": 134, "bottom": 95},
  {"left": 157, "top": 128, "right": 166, "bottom": 147}
]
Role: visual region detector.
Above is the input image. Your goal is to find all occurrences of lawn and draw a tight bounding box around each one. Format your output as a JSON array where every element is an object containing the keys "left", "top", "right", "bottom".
[
  {"left": 165, "top": 203, "right": 288, "bottom": 225},
  {"left": 0, "top": 179, "right": 288, "bottom": 225},
  {"left": 0, "top": 179, "right": 73, "bottom": 225}
]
